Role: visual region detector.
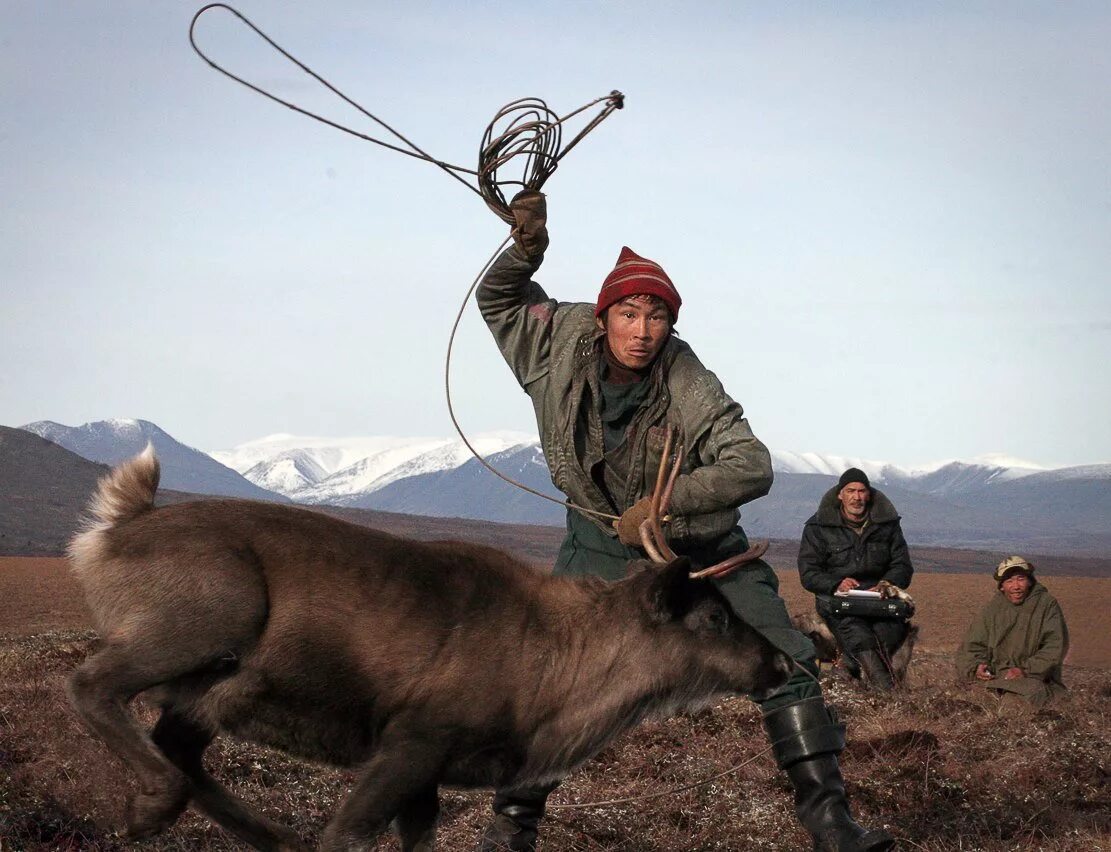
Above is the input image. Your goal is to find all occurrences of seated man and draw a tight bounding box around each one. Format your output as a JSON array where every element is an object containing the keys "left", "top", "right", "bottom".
[
  {"left": 956, "top": 556, "right": 1068, "bottom": 712},
  {"left": 797, "top": 468, "right": 914, "bottom": 690}
]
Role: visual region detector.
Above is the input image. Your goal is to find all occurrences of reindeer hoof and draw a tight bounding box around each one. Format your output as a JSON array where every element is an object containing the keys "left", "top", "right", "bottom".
[{"left": 124, "top": 777, "right": 190, "bottom": 839}]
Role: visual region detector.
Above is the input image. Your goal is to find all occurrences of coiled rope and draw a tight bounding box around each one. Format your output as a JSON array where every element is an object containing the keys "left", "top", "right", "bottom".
[{"left": 189, "top": 3, "right": 623, "bottom": 520}]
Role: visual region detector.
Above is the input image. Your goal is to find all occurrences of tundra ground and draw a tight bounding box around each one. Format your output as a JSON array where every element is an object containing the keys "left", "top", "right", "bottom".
[{"left": 1, "top": 558, "right": 1108, "bottom": 850}]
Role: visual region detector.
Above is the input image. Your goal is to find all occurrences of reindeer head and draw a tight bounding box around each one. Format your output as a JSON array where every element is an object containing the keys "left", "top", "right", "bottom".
[
  {"left": 625, "top": 555, "right": 792, "bottom": 701},
  {"left": 621, "top": 425, "right": 793, "bottom": 700}
]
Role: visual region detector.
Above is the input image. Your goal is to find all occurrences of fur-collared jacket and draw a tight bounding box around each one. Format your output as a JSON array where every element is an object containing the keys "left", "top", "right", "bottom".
[
  {"left": 797, "top": 486, "right": 914, "bottom": 604},
  {"left": 476, "top": 245, "right": 773, "bottom": 546}
]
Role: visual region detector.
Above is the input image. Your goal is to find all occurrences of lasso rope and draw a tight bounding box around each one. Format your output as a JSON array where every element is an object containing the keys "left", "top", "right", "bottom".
[
  {"left": 189, "top": 14, "right": 822, "bottom": 811},
  {"left": 188, "top": 4, "right": 623, "bottom": 223},
  {"left": 189, "top": 3, "right": 623, "bottom": 520},
  {"left": 548, "top": 741, "right": 777, "bottom": 810}
]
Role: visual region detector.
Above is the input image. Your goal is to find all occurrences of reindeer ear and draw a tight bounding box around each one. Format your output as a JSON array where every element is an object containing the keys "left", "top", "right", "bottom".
[{"left": 642, "top": 557, "right": 694, "bottom": 623}]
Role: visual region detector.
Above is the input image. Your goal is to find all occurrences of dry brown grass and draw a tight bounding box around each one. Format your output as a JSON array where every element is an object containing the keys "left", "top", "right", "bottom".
[
  {"left": 1, "top": 630, "right": 1108, "bottom": 851},
  {"left": 3, "top": 557, "right": 1109, "bottom": 849},
  {"left": 4, "top": 557, "right": 1108, "bottom": 668},
  {"left": 770, "top": 568, "right": 1111, "bottom": 670}
]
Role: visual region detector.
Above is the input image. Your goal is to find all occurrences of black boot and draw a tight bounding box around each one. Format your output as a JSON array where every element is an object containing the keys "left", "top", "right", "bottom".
[
  {"left": 479, "top": 785, "right": 552, "bottom": 852},
  {"left": 763, "top": 698, "right": 895, "bottom": 852},
  {"left": 854, "top": 650, "right": 895, "bottom": 691}
]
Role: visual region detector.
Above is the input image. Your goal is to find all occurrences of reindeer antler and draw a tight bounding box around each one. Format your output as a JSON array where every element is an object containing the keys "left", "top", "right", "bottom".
[
  {"left": 639, "top": 426, "right": 682, "bottom": 562},
  {"left": 688, "top": 540, "right": 770, "bottom": 579},
  {"left": 639, "top": 425, "right": 770, "bottom": 581}
]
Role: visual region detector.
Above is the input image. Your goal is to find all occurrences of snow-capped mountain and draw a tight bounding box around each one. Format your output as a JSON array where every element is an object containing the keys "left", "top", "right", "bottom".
[
  {"left": 212, "top": 431, "right": 539, "bottom": 505},
  {"left": 20, "top": 419, "right": 285, "bottom": 502},
  {"left": 769, "top": 451, "right": 1044, "bottom": 488},
  {"left": 209, "top": 433, "right": 1111, "bottom": 551},
  {"left": 352, "top": 443, "right": 566, "bottom": 524},
  {"left": 242, "top": 450, "right": 329, "bottom": 495},
  {"left": 213, "top": 431, "right": 1096, "bottom": 509},
  {"left": 210, "top": 433, "right": 448, "bottom": 480},
  {"left": 18, "top": 418, "right": 1109, "bottom": 553}
]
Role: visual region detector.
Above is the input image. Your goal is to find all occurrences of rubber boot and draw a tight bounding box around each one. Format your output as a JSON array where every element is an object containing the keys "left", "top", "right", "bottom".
[
  {"left": 478, "top": 785, "right": 552, "bottom": 852},
  {"left": 764, "top": 698, "right": 895, "bottom": 852},
  {"left": 855, "top": 650, "right": 895, "bottom": 691}
]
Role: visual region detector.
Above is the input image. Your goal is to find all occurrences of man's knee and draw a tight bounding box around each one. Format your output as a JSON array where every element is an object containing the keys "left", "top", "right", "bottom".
[{"left": 825, "top": 616, "right": 877, "bottom": 656}]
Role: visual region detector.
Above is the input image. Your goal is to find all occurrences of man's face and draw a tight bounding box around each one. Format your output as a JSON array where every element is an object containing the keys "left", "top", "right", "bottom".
[
  {"left": 837, "top": 483, "right": 870, "bottom": 520},
  {"left": 1001, "top": 572, "right": 1033, "bottom": 605},
  {"left": 599, "top": 296, "right": 671, "bottom": 370}
]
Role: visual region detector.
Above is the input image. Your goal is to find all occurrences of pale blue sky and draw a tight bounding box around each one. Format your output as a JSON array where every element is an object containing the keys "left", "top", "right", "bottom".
[{"left": 3, "top": 2, "right": 1108, "bottom": 467}]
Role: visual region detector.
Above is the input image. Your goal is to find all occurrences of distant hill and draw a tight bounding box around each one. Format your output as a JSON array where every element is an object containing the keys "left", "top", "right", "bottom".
[
  {"left": 0, "top": 427, "right": 201, "bottom": 556},
  {"left": 21, "top": 419, "right": 285, "bottom": 503},
  {"left": 351, "top": 444, "right": 568, "bottom": 525},
  {"left": 0, "top": 427, "right": 107, "bottom": 556},
  {"left": 0, "top": 426, "right": 566, "bottom": 565},
  {"left": 741, "top": 472, "right": 1111, "bottom": 555},
  {"left": 298, "top": 445, "right": 1111, "bottom": 556},
  {"left": 4, "top": 424, "right": 1108, "bottom": 577},
  {"left": 14, "top": 419, "right": 1111, "bottom": 558},
  {"left": 208, "top": 431, "right": 1111, "bottom": 556}
]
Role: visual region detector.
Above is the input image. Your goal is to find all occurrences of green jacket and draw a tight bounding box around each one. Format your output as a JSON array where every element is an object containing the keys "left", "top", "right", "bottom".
[
  {"left": 955, "top": 582, "right": 1068, "bottom": 696},
  {"left": 477, "top": 245, "right": 773, "bottom": 546}
]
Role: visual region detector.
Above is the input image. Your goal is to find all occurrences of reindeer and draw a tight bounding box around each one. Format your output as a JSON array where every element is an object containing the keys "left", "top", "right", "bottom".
[{"left": 66, "top": 440, "right": 791, "bottom": 851}]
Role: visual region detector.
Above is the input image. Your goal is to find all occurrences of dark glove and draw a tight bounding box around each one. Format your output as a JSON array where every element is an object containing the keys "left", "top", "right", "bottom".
[
  {"left": 509, "top": 189, "right": 548, "bottom": 258},
  {"left": 613, "top": 496, "right": 653, "bottom": 547}
]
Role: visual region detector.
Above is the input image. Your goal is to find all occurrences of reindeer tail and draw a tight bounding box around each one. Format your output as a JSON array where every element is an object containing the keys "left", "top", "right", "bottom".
[{"left": 71, "top": 444, "right": 160, "bottom": 546}]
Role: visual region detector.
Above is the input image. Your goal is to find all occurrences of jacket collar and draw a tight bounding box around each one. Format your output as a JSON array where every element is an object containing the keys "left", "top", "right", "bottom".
[{"left": 815, "top": 484, "right": 900, "bottom": 526}]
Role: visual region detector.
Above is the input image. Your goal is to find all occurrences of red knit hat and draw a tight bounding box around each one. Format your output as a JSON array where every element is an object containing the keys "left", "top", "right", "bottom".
[{"left": 595, "top": 246, "right": 682, "bottom": 321}]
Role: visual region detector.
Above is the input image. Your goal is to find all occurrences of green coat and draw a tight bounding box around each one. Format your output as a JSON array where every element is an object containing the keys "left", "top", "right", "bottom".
[
  {"left": 477, "top": 245, "right": 773, "bottom": 547},
  {"left": 955, "top": 582, "right": 1068, "bottom": 706}
]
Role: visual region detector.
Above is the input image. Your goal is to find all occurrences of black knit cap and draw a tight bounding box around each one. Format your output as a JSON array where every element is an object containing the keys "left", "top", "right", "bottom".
[{"left": 837, "top": 467, "right": 870, "bottom": 491}]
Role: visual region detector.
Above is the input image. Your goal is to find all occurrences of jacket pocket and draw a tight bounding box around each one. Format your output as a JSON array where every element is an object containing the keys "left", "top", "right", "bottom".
[{"left": 827, "top": 543, "right": 853, "bottom": 568}]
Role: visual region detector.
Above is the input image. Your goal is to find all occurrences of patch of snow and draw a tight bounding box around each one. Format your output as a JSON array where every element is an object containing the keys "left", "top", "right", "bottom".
[
  {"left": 209, "top": 430, "right": 1105, "bottom": 507},
  {"left": 291, "top": 433, "right": 538, "bottom": 503},
  {"left": 104, "top": 417, "right": 141, "bottom": 430},
  {"left": 771, "top": 451, "right": 892, "bottom": 481}
]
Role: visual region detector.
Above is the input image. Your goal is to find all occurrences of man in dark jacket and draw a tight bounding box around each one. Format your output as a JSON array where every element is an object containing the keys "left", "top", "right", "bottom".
[
  {"left": 798, "top": 468, "right": 914, "bottom": 690},
  {"left": 476, "top": 193, "right": 893, "bottom": 852}
]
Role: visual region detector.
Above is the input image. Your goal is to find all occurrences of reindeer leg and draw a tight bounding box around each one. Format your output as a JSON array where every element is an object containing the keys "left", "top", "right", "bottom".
[
  {"left": 151, "top": 707, "right": 306, "bottom": 851},
  {"left": 393, "top": 785, "right": 440, "bottom": 852},
  {"left": 319, "top": 735, "right": 444, "bottom": 852},
  {"left": 67, "top": 645, "right": 193, "bottom": 839}
]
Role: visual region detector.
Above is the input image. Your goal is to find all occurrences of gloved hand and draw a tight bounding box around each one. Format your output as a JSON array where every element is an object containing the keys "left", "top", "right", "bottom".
[
  {"left": 509, "top": 189, "right": 548, "bottom": 258},
  {"left": 613, "top": 496, "right": 653, "bottom": 547}
]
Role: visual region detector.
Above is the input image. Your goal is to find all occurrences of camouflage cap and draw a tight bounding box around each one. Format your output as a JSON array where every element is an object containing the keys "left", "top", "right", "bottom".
[{"left": 993, "top": 555, "right": 1035, "bottom": 583}]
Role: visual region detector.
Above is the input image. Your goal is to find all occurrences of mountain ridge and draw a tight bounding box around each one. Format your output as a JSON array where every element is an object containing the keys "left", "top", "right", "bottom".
[
  {"left": 16, "top": 420, "right": 1111, "bottom": 556},
  {"left": 21, "top": 419, "right": 286, "bottom": 503}
]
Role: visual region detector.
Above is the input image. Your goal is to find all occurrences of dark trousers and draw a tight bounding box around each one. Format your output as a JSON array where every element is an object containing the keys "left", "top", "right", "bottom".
[{"left": 820, "top": 610, "right": 909, "bottom": 669}]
